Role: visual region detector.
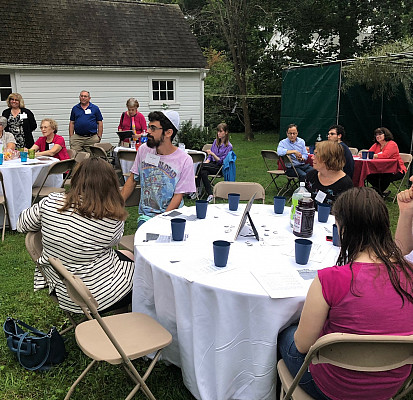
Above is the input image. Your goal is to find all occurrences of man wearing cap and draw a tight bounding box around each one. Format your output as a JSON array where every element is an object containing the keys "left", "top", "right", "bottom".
[
  {"left": 69, "top": 90, "right": 103, "bottom": 153},
  {"left": 121, "top": 110, "right": 196, "bottom": 227}
]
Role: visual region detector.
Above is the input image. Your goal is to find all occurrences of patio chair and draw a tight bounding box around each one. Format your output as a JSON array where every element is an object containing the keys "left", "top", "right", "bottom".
[
  {"left": 277, "top": 332, "right": 413, "bottom": 400},
  {"left": 48, "top": 256, "right": 172, "bottom": 400},
  {"left": 261, "top": 150, "right": 287, "bottom": 193},
  {"left": 348, "top": 147, "right": 358, "bottom": 156},
  {"left": 67, "top": 148, "right": 77, "bottom": 159},
  {"left": 213, "top": 181, "right": 265, "bottom": 204},
  {"left": 392, "top": 153, "right": 413, "bottom": 203},
  {"left": 0, "top": 171, "right": 11, "bottom": 241},
  {"left": 25, "top": 231, "right": 85, "bottom": 334},
  {"left": 202, "top": 143, "right": 212, "bottom": 153},
  {"left": 32, "top": 159, "right": 76, "bottom": 204}
]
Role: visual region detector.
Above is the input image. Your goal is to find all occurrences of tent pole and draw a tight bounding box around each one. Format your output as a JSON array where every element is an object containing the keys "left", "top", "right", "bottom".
[
  {"left": 336, "top": 61, "right": 342, "bottom": 124},
  {"left": 380, "top": 92, "right": 384, "bottom": 126}
]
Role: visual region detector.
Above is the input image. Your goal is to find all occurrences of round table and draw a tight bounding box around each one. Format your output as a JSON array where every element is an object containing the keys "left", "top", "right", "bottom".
[
  {"left": 0, "top": 157, "right": 63, "bottom": 230},
  {"left": 132, "top": 204, "right": 339, "bottom": 400}
]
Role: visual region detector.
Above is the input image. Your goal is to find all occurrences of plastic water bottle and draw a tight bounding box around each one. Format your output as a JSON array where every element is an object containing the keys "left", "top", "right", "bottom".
[
  {"left": 290, "top": 182, "right": 310, "bottom": 227},
  {"left": 0, "top": 138, "right": 3, "bottom": 153},
  {"left": 316, "top": 134, "right": 322, "bottom": 143}
]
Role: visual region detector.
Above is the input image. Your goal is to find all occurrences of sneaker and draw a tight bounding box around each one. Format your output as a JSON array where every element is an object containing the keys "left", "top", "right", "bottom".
[
  {"left": 206, "top": 194, "right": 214, "bottom": 203},
  {"left": 189, "top": 192, "right": 197, "bottom": 200}
]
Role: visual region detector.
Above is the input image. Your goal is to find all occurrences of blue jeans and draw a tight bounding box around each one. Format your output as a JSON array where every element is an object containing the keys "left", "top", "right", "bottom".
[
  {"left": 286, "top": 163, "right": 314, "bottom": 181},
  {"left": 278, "top": 325, "right": 331, "bottom": 400}
]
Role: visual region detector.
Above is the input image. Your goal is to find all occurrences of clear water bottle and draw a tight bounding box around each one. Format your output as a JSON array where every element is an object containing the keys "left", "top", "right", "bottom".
[
  {"left": 316, "top": 133, "right": 322, "bottom": 143},
  {"left": 290, "top": 182, "right": 310, "bottom": 227}
]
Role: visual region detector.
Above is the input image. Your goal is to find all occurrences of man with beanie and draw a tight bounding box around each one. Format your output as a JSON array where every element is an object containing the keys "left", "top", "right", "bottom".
[{"left": 121, "top": 110, "right": 196, "bottom": 227}]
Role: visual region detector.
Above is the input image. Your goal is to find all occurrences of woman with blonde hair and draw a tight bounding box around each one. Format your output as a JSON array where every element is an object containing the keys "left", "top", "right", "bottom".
[
  {"left": 305, "top": 140, "right": 353, "bottom": 206},
  {"left": 2, "top": 93, "right": 37, "bottom": 148},
  {"left": 17, "top": 157, "right": 134, "bottom": 313}
]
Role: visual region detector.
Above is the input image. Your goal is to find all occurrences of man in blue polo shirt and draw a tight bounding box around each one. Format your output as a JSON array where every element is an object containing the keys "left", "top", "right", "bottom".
[{"left": 69, "top": 90, "right": 103, "bottom": 153}]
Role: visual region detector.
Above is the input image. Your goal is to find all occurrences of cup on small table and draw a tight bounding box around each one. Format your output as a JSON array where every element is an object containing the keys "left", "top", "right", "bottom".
[
  {"left": 368, "top": 151, "right": 375, "bottom": 159},
  {"left": 20, "top": 151, "right": 28, "bottom": 162},
  {"left": 196, "top": 200, "right": 208, "bottom": 219},
  {"left": 28, "top": 149, "right": 35, "bottom": 159},
  {"left": 171, "top": 218, "right": 186, "bottom": 241},
  {"left": 361, "top": 151, "right": 368, "bottom": 159},
  {"left": 213, "top": 240, "right": 231, "bottom": 267},
  {"left": 273, "top": 196, "right": 286, "bottom": 214},
  {"left": 228, "top": 193, "right": 240, "bottom": 211},
  {"left": 295, "top": 239, "right": 312, "bottom": 265},
  {"left": 317, "top": 203, "right": 331, "bottom": 223}
]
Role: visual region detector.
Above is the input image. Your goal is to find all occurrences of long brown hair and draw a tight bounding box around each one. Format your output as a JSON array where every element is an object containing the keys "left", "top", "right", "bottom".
[
  {"left": 216, "top": 123, "right": 229, "bottom": 146},
  {"left": 59, "top": 158, "right": 128, "bottom": 221},
  {"left": 333, "top": 187, "right": 413, "bottom": 305}
]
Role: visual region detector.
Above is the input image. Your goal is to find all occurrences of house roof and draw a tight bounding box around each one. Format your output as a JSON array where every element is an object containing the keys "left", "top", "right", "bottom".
[{"left": 1, "top": 0, "right": 206, "bottom": 69}]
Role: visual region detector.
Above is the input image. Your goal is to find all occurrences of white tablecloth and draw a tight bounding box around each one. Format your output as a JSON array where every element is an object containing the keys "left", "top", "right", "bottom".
[
  {"left": 0, "top": 157, "right": 63, "bottom": 230},
  {"left": 132, "top": 204, "right": 339, "bottom": 400}
]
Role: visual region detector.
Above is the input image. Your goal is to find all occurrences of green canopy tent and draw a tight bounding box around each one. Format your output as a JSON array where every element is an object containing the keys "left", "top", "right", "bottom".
[{"left": 280, "top": 60, "right": 413, "bottom": 154}]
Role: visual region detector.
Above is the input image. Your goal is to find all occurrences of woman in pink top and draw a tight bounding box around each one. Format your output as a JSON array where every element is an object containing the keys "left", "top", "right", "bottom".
[
  {"left": 366, "top": 127, "right": 406, "bottom": 198},
  {"left": 278, "top": 187, "right": 413, "bottom": 400},
  {"left": 29, "top": 118, "right": 69, "bottom": 160},
  {"left": 117, "top": 97, "right": 147, "bottom": 146}
]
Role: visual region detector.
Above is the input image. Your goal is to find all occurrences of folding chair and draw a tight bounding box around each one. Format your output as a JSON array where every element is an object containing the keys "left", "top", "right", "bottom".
[
  {"left": 261, "top": 150, "right": 287, "bottom": 193},
  {"left": 280, "top": 154, "right": 300, "bottom": 195},
  {"left": 348, "top": 147, "right": 358, "bottom": 156},
  {"left": 48, "top": 256, "right": 172, "bottom": 400},
  {"left": 277, "top": 332, "right": 413, "bottom": 400},
  {"left": 188, "top": 152, "right": 206, "bottom": 199},
  {"left": 32, "top": 159, "right": 76, "bottom": 204},
  {"left": 67, "top": 148, "right": 77, "bottom": 159},
  {"left": 65, "top": 152, "right": 90, "bottom": 187},
  {"left": 202, "top": 143, "right": 212, "bottom": 153},
  {"left": 0, "top": 171, "right": 11, "bottom": 241},
  {"left": 90, "top": 145, "right": 122, "bottom": 181},
  {"left": 117, "top": 149, "right": 137, "bottom": 182},
  {"left": 213, "top": 181, "right": 265, "bottom": 204},
  {"left": 94, "top": 142, "right": 115, "bottom": 164},
  {"left": 392, "top": 153, "right": 413, "bottom": 203},
  {"left": 25, "top": 232, "right": 85, "bottom": 334}
]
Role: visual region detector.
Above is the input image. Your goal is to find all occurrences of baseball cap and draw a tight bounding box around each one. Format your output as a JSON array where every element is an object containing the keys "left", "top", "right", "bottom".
[{"left": 161, "top": 110, "right": 180, "bottom": 131}]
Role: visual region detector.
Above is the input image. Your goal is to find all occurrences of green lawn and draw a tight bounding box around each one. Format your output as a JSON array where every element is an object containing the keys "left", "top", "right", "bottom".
[{"left": 0, "top": 131, "right": 409, "bottom": 400}]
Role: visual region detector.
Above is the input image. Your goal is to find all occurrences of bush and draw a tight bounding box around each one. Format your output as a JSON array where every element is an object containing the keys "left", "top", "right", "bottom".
[{"left": 177, "top": 120, "right": 215, "bottom": 150}]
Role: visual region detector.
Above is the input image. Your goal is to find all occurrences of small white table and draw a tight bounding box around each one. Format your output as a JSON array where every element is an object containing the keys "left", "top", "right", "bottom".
[
  {"left": 132, "top": 204, "right": 339, "bottom": 400},
  {"left": 0, "top": 157, "right": 63, "bottom": 230}
]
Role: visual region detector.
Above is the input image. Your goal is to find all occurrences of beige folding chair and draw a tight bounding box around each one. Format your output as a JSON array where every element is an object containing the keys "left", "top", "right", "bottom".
[
  {"left": 65, "top": 152, "right": 90, "bottom": 187},
  {"left": 202, "top": 143, "right": 212, "bottom": 152},
  {"left": 117, "top": 149, "right": 137, "bottom": 181},
  {"left": 277, "top": 332, "right": 413, "bottom": 400},
  {"left": 67, "top": 148, "right": 77, "bottom": 159},
  {"left": 261, "top": 150, "right": 288, "bottom": 193},
  {"left": 188, "top": 152, "right": 206, "bottom": 199},
  {"left": 213, "top": 181, "right": 265, "bottom": 204},
  {"left": 25, "top": 232, "right": 85, "bottom": 334},
  {"left": 94, "top": 142, "right": 114, "bottom": 153},
  {"left": 392, "top": 153, "right": 413, "bottom": 203},
  {"left": 280, "top": 154, "right": 300, "bottom": 195},
  {"left": 48, "top": 256, "right": 172, "bottom": 400},
  {"left": 348, "top": 147, "right": 358, "bottom": 156},
  {"left": 0, "top": 171, "right": 11, "bottom": 241},
  {"left": 89, "top": 145, "right": 109, "bottom": 160},
  {"left": 32, "top": 159, "right": 76, "bottom": 204}
]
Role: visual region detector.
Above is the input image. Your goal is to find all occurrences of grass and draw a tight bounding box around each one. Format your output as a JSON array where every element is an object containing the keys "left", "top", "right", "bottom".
[{"left": 0, "top": 131, "right": 408, "bottom": 400}]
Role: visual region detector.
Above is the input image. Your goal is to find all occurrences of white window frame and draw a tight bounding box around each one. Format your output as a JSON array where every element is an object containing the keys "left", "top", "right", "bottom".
[
  {"left": 0, "top": 74, "right": 12, "bottom": 102},
  {"left": 148, "top": 77, "right": 180, "bottom": 109}
]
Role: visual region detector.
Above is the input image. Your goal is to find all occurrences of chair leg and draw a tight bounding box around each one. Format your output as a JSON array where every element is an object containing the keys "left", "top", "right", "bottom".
[
  {"left": 64, "top": 359, "right": 97, "bottom": 400},
  {"left": 1, "top": 204, "right": 6, "bottom": 242}
]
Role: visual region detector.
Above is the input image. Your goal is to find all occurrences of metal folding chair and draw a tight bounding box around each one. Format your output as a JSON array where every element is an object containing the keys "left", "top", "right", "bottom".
[
  {"left": 392, "top": 153, "right": 413, "bottom": 203},
  {"left": 213, "top": 181, "right": 265, "bottom": 204},
  {"left": 261, "top": 150, "right": 287, "bottom": 193},
  {"left": 0, "top": 171, "right": 11, "bottom": 241}
]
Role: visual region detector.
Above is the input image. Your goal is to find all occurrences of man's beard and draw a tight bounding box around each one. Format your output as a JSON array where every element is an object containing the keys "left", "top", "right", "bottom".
[{"left": 146, "top": 132, "right": 165, "bottom": 149}]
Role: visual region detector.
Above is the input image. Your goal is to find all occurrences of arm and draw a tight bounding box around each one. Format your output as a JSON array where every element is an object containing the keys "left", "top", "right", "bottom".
[
  {"left": 298, "top": 140, "right": 308, "bottom": 161},
  {"left": 17, "top": 202, "right": 42, "bottom": 233},
  {"left": 376, "top": 141, "right": 399, "bottom": 159},
  {"left": 69, "top": 121, "right": 75, "bottom": 137},
  {"left": 166, "top": 193, "right": 184, "bottom": 211},
  {"left": 35, "top": 143, "right": 63, "bottom": 157},
  {"left": 97, "top": 121, "right": 103, "bottom": 141},
  {"left": 277, "top": 140, "right": 302, "bottom": 159},
  {"left": 294, "top": 277, "right": 329, "bottom": 353},
  {"left": 395, "top": 183, "right": 413, "bottom": 255},
  {"left": 6, "top": 142, "right": 15, "bottom": 150},
  {"left": 121, "top": 174, "right": 136, "bottom": 201}
]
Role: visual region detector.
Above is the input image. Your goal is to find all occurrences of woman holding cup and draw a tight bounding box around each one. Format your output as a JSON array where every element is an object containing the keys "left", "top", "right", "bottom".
[
  {"left": 28, "top": 118, "right": 69, "bottom": 160},
  {"left": 278, "top": 187, "right": 413, "bottom": 399}
]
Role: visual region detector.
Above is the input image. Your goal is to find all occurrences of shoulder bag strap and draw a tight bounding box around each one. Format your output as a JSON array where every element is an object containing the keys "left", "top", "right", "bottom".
[{"left": 17, "top": 332, "right": 51, "bottom": 371}]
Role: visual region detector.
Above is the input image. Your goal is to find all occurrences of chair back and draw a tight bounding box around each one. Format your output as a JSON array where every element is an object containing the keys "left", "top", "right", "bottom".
[
  {"left": 348, "top": 147, "right": 358, "bottom": 156},
  {"left": 47, "top": 158, "right": 77, "bottom": 175},
  {"left": 281, "top": 154, "right": 299, "bottom": 177},
  {"left": 89, "top": 146, "right": 108, "bottom": 160},
  {"left": 74, "top": 151, "right": 90, "bottom": 163},
  {"left": 400, "top": 153, "right": 413, "bottom": 168},
  {"left": 213, "top": 181, "right": 265, "bottom": 203},
  {"left": 67, "top": 149, "right": 77, "bottom": 159},
  {"left": 261, "top": 150, "right": 281, "bottom": 170},
  {"left": 189, "top": 153, "right": 205, "bottom": 164},
  {"left": 94, "top": 142, "right": 114, "bottom": 153},
  {"left": 25, "top": 231, "right": 43, "bottom": 262},
  {"left": 117, "top": 149, "right": 137, "bottom": 163},
  {"left": 202, "top": 144, "right": 213, "bottom": 152}
]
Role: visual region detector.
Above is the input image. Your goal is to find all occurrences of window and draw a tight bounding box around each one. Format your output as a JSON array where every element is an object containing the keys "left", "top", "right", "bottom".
[
  {"left": 152, "top": 80, "right": 175, "bottom": 102},
  {"left": 0, "top": 75, "right": 12, "bottom": 101}
]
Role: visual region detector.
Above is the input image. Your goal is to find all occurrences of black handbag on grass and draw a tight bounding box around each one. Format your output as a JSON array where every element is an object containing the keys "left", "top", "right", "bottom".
[{"left": 3, "top": 317, "right": 67, "bottom": 371}]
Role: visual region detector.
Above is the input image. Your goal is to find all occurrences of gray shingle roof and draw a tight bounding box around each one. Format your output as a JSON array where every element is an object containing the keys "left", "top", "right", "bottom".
[{"left": 1, "top": 0, "right": 206, "bottom": 69}]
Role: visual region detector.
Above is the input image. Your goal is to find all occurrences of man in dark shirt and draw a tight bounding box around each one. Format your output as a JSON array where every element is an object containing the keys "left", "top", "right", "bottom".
[{"left": 327, "top": 125, "right": 354, "bottom": 178}]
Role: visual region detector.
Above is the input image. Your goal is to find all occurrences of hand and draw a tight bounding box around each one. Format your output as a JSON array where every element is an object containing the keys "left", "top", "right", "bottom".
[
  {"left": 373, "top": 154, "right": 378, "bottom": 159},
  {"left": 206, "top": 149, "right": 212, "bottom": 155},
  {"left": 97, "top": 136, "right": 102, "bottom": 142},
  {"left": 397, "top": 186, "right": 413, "bottom": 215}
]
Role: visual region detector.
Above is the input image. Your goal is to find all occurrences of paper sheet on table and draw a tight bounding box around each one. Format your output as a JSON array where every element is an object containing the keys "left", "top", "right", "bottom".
[
  {"left": 281, "top": 242, "right": 335, "bottom": 263},
  {"left": 135, "top": 233, "right": 188, "bottom": 245},
  {"left": 251, "top": 268, "right": 305, "bottom": 298}
]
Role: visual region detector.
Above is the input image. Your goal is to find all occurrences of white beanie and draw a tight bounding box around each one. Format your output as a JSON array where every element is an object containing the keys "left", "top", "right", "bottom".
[{"left": 161, "top": 110, "right": 180, "bottom": 131}]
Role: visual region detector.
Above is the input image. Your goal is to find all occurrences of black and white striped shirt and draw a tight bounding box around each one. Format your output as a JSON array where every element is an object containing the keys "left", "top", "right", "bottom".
[{"left": 17, "top": 193, "right": 134, "bottom": 313}]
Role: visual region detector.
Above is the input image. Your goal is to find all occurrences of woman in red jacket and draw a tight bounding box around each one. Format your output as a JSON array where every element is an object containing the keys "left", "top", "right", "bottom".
[
  {"left": 366, "top": 127, "right": 406, "bottom": 198},
  {"left": 118, "top": 97, "right": 147, "bottom": 147}
]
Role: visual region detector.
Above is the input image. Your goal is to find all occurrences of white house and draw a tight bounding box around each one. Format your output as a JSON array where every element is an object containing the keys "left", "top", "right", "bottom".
[{"left": 0, "top": 0, "right": 207, "bottom": 145}]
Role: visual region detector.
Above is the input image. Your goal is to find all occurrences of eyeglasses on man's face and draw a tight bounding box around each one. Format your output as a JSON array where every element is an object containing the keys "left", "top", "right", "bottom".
[
  {"left": 327, "top": 132, "right": 337, "bottom": 136},
  {"left": 147, "top": 124, "right": 163, "bottom": 132}
]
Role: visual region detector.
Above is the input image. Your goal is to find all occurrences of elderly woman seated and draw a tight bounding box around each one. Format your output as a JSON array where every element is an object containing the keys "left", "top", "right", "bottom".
[
  {"left": 305, "top": 140, "right": 353, "bottom": 207},
  {"left": 0, "top": 116, "right": 16, "bottom": 150}
]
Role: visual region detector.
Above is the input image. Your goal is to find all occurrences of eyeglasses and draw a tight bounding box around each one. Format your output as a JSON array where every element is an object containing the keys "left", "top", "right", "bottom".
[
  {"left": 287, "top": 132, "right": 298, "bottom": 135},
  {"left": 375, "top": 132, "right": 384, "bottom": 136},
  {"left": 327, "top": 132, "right": 337, "bottom": 136},
  {"left": 10, "top": 98, "right": 19, "bottom": 102},
  {"left": 147, "top": 125, "right": 163, "bottom": 132}
]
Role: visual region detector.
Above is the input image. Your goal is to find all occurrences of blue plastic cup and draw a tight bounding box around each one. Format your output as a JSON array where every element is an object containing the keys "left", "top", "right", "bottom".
[
  {"left": 273, "top": 196, "right": 286, "bottom": 214},
  {"left": 317, "top": 203, "right": 331, "bottom": 223},
  {"left": 196, "top": 200, "right": 208, "bottom": 219},
  {"left": 295, "top": 239, "right": 312, "bottom": 265},
  {"left": 368, "top": 151, "right": 375, "bottom": 159},
  {"left": 0, "top": 153, "right": 3, "bottom": 165},
  {"left": 361, "top": 151, "right": 368, "bottom": 159},
  {"left": 333, "top": 224, "right": 340, "bottom": 247},
  {"left": 213, "top": 240, "right": 231, "bottom": 267},
  {"left": 171, "top": 218, "right": 186, "bottom": 241},
  {"left": 20, "top": 151, "right": 28, "bottom": 162},
  {"left": 228, "top": 193, "right": 240, "bottom": 211}
]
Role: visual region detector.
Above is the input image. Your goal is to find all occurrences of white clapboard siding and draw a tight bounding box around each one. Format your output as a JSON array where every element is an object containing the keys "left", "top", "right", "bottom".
[{"left": 2, "top": 68, "right": 204, "bottom": 146}]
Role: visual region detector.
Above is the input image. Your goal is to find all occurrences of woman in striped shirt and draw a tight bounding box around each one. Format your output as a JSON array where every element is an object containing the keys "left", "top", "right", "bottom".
[{"left": 18, "top": 157, "right": 134, "bottom": 313}]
